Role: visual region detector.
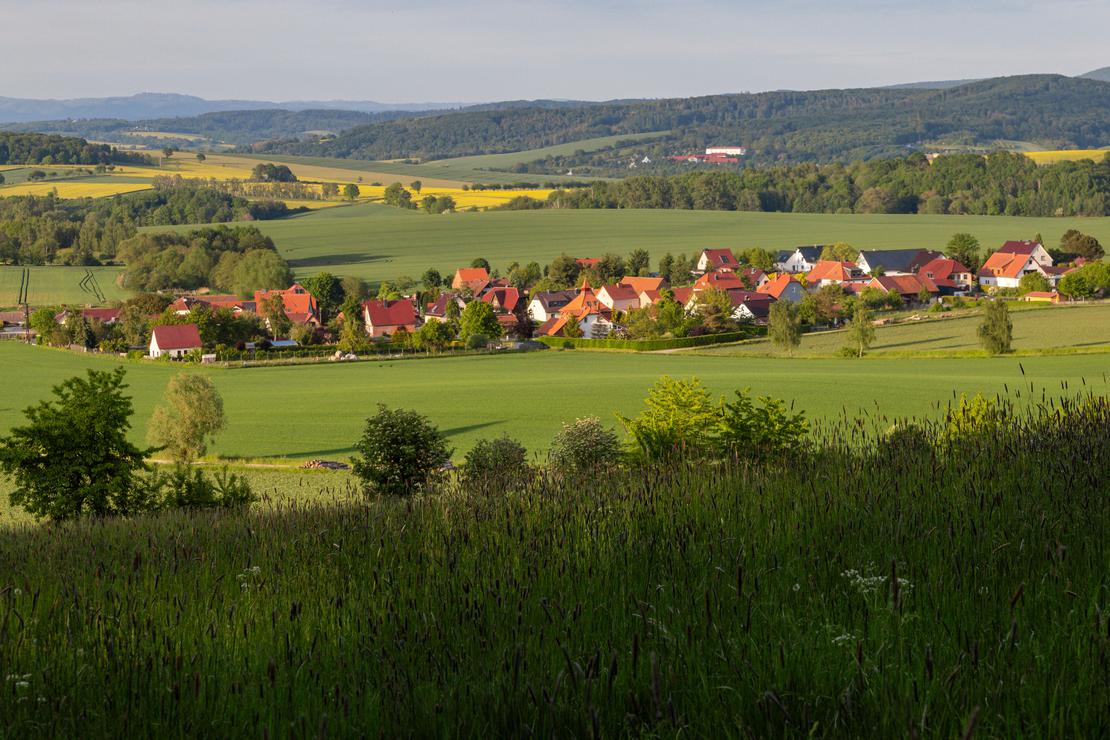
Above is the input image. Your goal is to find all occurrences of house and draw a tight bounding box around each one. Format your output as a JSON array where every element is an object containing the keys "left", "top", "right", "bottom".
[
  {"left": 149, "top": 324, "right": 202, "bottom": 359},
  {"left": 362, "top": 299, "right": 418, "bottom": 338},
  {"left": 620, "top": 276, "right": 666, "bottom": 293},
  {"left": 1021, "top": 291, "right": 1067, "bottom": 303},
  {"left": 774, "top": 246, "right": 823, "bottom": 274},
  {"left": 596, "top": 283, "right": 642, "bottom": 313},
  {"left": 805, "top": 261, "right": 860, "bottom": 286},
  {"left": 685, "top": 290, "right": 775, "bottom": 323},
  {"left": 868, "top": 274, "right": 939, "bottom": 302},
  {"left": 527, "top": 290, "right": 577, "bottom": 322},
  {"left": 857, "top": 249, "right": 941, "bottom": 276},
  {"left": 170, "top": 295, "right": 254, "bottom": 317},
  {"left": 480, "top": 286, "right": 522, "bottom": 314},
  {"left": 575, "top": 257, "right": 602, "bottom": 268},
  {"left": 637, "top": 288, "right": 663, "bottom": 308},
  {"left": 693, "top": 271, "right": 745, "bottom": 293},
  {"left": 254, "top": 283, "right": 321, "bottom": 326},
  {"left": 998, "top": 240, "right": 1052, "bottom": 267},
  {"left": 55, "top": 306, "right": 122, "bottom": 325},
  {"left": 424, "top": 292, "right": 466, "bottom": 322},
  {"left": 736, "top": 267, "right": 768, "bottom": 288},
  {"left": 696, "top": 248, "right": 739, "bottom": 273},
  {"left": 538, "top": 280, "right": 615, "bottom": 339},
  {"left": 451, "top": 267, "right": 491, "bottom": 294},
  {"left": 977, "top": 249, "right": 1061, "bottom": 290},
  {"left": 705, "top": 146, "right": 747, "bottom": 156},
  {"left": 757, "top": 273, "right": 806, "bottom": 303},
  {"left": 916, "top": 257, "right": 974, "bottom": 294}
]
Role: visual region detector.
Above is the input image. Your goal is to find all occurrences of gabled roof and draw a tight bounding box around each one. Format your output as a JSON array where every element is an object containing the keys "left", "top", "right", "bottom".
[
  {"left": 758, "top": 273, "right": 802, "bottom": 298},
  {"left": 151, "top": 323, "right": 202, "bottom": 350},
  {"left": 560, "top": 280, "right": 603, "bottom": 315},
  {"left": 998, "top": 240, "right": 1042, "bottom": 256},
  {"left": 530, "top": 290, "right": 577, "bottom": 311},
  {"left": 575, "top": 257, "right": 601, "bottom": 267},
  {"left": 620, "top": 276, "right": 665, "bottom": 293},
  {"left": 254, "top": 283, "right": 319, "bottom": 320},
  {"left": 723, "top": 289, "right": 772, "bottom": 307},
  {"left": 693, "top": 271, "right": 745, "bottom": 291},
  {"left": 425, "top": 292, "right": 463, "bottom": 318},
  {"left": 480, "top": 286, "right": 521, "bottom": 313},
  {"left": 917, "top": 257, "right": 970, "bottom": 280},
  {"left": 858, "top": 249, "right": 941, "bottom": 275},
  {"left": 638, "top": 288, "right": 662, "bottom": 304},
  {"left": 452, "top": 267, "right": 491, "bottom": 293},
  {"left": 870, "top": 274, "right": 938, "bottom": 296},
  {"left": 978, "top": 251, "right": 1035, "bottom": 280},
  {"left": 671, "top": 287, "right": 694, "bottom": 306},
  {"left": 793, "top": 246, "right": 824, "bottom": 263},
  {"left": 699, "top": 248, "right": 739, "bottom": 268},
  {"left": 598, "top": 283, "right": 640, "bottom": 302},
  {"left": 806, "top": 261, "right": 858, "bottom": 283},
  {"left": 737, "top": 267, "right": 767, "bottom": 286},
  {"left": 363, "top": 299, "right": 417, "bottom": 327}
]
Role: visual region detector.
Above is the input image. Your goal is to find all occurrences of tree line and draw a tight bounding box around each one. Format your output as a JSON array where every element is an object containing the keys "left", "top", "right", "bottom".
[{"left": 0, "top": 132, "right": 151, "bottom": 166}]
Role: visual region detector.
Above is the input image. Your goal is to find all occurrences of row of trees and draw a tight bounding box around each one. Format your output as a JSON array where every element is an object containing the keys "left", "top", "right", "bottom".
[
  {"left": 542, "top": 152, "right": 1110, "bottom": 217},
  {"left": 0, "top": 132, "right": 151, "bottom": 166}
]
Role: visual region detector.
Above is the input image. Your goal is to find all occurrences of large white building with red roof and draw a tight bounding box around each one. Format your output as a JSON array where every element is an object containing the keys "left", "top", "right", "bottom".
[{"left": 149, "top": 324, "right": 202, "bottom": 359}]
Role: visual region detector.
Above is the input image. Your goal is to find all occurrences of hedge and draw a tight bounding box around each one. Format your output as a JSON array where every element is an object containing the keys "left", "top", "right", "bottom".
[{"left": 535, "top": 329, "right": 763, "bottom": 352}]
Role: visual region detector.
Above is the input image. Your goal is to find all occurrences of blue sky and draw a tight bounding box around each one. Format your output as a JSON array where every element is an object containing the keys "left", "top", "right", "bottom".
[{"left": 3, "top": 0, "right": 1108, "bottom": 101}]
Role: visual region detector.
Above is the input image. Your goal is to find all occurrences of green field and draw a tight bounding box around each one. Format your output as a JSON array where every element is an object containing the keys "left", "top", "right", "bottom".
[
  {"left": 698, "top": 303, "right": 1110, "bottom": 357},
  {"left": 144, "top": 205, "right": 1110, "bottom": 285},
  {"left": 0, "top": 265, "right": 128, "bottom": 308},
  {"left": 1, "top": 342, "right": 1106, "bottom": 469}
]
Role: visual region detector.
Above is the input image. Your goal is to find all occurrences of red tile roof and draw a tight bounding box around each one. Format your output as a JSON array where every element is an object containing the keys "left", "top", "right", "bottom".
[
  {"left": 363, "top": 299, "right": 417, "bottom": 328},
  {"left": 998, "top": 240, "right": 1041, "bottom": 255},
  {"left": 806, "top": 261, "right": 858, "bottom": 283},
  {"left": 599, "top": 283, "right": 640, "bottom": 302},
  {"left": 693, "top": 271, "right": 745, "bottom": 291},
  {"left": 700, "top": 248, "right": 740, "bottom": 269},
  {"left": 978, "top": 251, "right": 1032, "bottom": 280},
  {"left": 757, "top": 273, "right": 800, "bottom": 299},
  {"left": 452, "top": 267, "right": 491, "bottom": 293},
  {"left": 254, "top": 283, "right": 319, "bottom": 321},
  {"left": 870, "top": 274, "right": 938, "bottom": 296},
  {"left": 575, "top": 257, "right": 601, "bottom": 267},
  {"left": 620, "top": 276, "right": 666, "bottom": 293},
  {"left": 480, "top": 286, "right": 522, "bottom": 313},
  {"left": 151, "top": 324, "right": 202, "bottom": 350}
]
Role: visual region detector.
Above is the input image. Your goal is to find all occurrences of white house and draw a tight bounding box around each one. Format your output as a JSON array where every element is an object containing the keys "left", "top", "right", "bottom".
[
  {"left": 596, "top": 283, "right": 641, "bottom": 313},
  {"left": 527, "top": 290, "right": 576, "bottom": 322},
  {"left": 998, "top": 240, "right": 1052, "bottom": 267},
  {"left": 149, "top": 324, "right": 202, "bottom": 359},
  {"left": 774, "top": 247, "right": 822, "bottom": 274}
]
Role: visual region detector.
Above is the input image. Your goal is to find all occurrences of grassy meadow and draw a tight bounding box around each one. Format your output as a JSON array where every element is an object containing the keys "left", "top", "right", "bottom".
[
  {"left": 696, "top": 303, "right": 1110, "bottom": 357},
  {"left": 0, "top": 265, "right": 127, "bottom": 308},
  {"left": 1, "top": 341, "right": 1107, "bottom": 468},
  {"left": 0, "top": 392, "right": 1106, "bottom": 735}
]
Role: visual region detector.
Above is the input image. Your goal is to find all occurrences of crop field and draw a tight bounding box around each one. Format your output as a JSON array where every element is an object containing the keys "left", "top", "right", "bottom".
[
  {"left": 0, "top": 265, "right": 128, "bottom": 307},
  {"left": 697, "top": 303, "right": 1110, "bottom": 357},
  {"left": 0, "top": 341, "right": 1106, "bottom": 469},
  {"left": 1026, "top": 148, "right": 1110, "bottom": 164},
  {"left": 143, "top": 204, "right": 1110, "bottom": 283}
]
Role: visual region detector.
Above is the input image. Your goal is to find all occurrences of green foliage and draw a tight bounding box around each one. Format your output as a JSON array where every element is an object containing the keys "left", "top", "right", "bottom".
[
  {"left": 465, "top": 333, "right": 490, "bottom": 350},
  {"left": 1018, "top": 271, "right": 1051, "bottom": 295},
  {"left": 147, "top": 374, "right": 227, "bottom": 463},
  {"left": 301, "top": 272, "right": 345, "bottom": 322},
  {"left": 847, "top": 306, "right": 876, "bottom": 357},
  {"left": 547, "top": 416, "right": 621, "bottom": 477},
  {"left": 151, "top": 464, "right": 255, "bottom": 510},
  {"left": 618, "top": 376, "right": 717, "bottom": 461},
  {"left": 768, "top": 300, "right": 802, "bottom": 353},
  {"left": 561, "top": 314, "right": 583, "bottom": 339},
  {"left": 941, "top": 393, "right": 1006, "bottom": 449},
  {"left": 716, "top": 388, "right": 807, "bottom": 459},
  {"left": 383, "top": 182, "right": 414, "bottom": 209},
  {"left": 414, "top": 319, "right": 456, "bottom": 351},
  {"left": 819, "top": 242, "right": 857, "bottom": 261},
  {"left": 946, "top": 233, "right": 981, "bottom": 269},
  {"left": 1059, "top": 229, "right": 1105, "bottom": 261},
  {"left": 460, "top": 436, "right": 530, "bottom": 493},
  {"left": 978, "top": 300, "right": 1013, "bottom": 354},
  {"left": 458, "top": 300, "right": 502, "bottom": 342},
  {"left": 342, "top": 183, "right": 360, "bottom": 200},
  {"left": 351, "top": 405, "right": 452, "bottom": 496},
  {"left": 535, "top": 330, "right": 755, "bottom": 351},
  {"left": 0, "top": 368, "right": 153, "bottom": 521},
  {"left": 1057, "top": 261, "right": 1110, "bottom": 299},
  {"left": 249, "top": 163, "right": 297, "bottom": 183},
  {"left": 0, "top": 131, "right": 148, "bottom": 166}
]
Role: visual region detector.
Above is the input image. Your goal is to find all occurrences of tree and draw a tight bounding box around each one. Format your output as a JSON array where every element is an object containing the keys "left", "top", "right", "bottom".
[
  {"left": 627, "top": 248, "right": 650, "bottom": 276},
  {"left": 0, "top": 173, "right": 5, "bottom": 185},
  {"left": 260, "top": 293, "right": 291, "bottom": 339},
  {"left": 351, "top": 405, "right": 452, "bottom": 496},
  {"left": 195, "top": 153, "right": 206, "bottom": 162},
  {"left": 692, "top": 287, "right": 736, "bottom": 333},
  {"left": 548, "top": 417, "right": 620, "bottom": 477},
  {"left": 562, "top": 314, "right": 583, "bottom": 338},
  {"left": 819, "top": 242, "right": 857, "bottom": 262},
  {"left": 618, "top": 376, "right": 718, "bottom": 461},
  {"left": 1059, "top": 229, "right": 1105, "bottom": 261},
  {"left": 548, "top": 254, "right": 581, "bottom": 287},
  {"left": 343, "top": 183, "right": 360, "bottom": 200},
  {"left": 422, "top": 268, "right": 443, "bottom": 290},
  {"left": 321, "top": 182, "right": 339, "bottom": 199},
  {"left": 147, "top": 375, "right": 226, "bottom": 463},
  {"left": 302, "top": 272, "right": 345, "bottom": 322},
  {"left": 716, "top": 389, "right": 807, "bottom": 460},
  {"left": 847, "top": 306, "right": 875, "bottom": 357},
  {"left": 458, "top": 299, "right": 501, "bottom": 341},
  {"left": 768, "top": 301, "right": 802, "bottom": 353},
  {"left": 411, "top": 180, "right": 423, "bottom": 194},
  {"left": 337, "top": 314, "right": 371, "bottom": 353},
  {"left": 414, "top": 319, "right": 455, "bottom": 351},
  {"left": 1018, "top": 271, "right": 1050, "bottom": 295},
  {"left": 162, "top": 147, "right": 174, "bottom": 162},
  {"left": 470, "top": 257, "right": 491, "bottom": 271},
  {"left": 0, "top": 369, "right": 154, "bottom": 521},
  {"left": 383, "top": 182, "right": 412, "bottom": 208},
  {"left": 978, "top": 300, "right": 1012, "bottom": 355},
  {"left": 946, "top": 233, "right": 981, "bottom": 270},
  {"left": 461, "top": 436, "right": 530, "bottom": 493}
]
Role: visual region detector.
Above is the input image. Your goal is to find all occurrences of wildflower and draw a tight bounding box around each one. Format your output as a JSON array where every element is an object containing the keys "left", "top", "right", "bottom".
[
  {"left": 832, "top": 632, "right": 855, "bottom": 646},
  {"left": 792, "top": 583, "right": 801, "bottom": 592}
]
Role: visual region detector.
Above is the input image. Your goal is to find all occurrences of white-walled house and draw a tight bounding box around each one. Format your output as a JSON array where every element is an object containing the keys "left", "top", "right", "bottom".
[
  {"left": 149, "top": 324, "right": 202, "bottom": 359},
  {"left": 774, "top": 247, "right": 822, "bottom": 274}
]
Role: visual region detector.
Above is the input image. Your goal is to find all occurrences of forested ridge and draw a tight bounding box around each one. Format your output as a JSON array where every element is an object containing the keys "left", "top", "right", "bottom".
[
  {"left": 257, "top": 75, "right": 1110, "bottom": 166},
  {"left": 0, "top": 132, "right": 150, "bottom": 166}
]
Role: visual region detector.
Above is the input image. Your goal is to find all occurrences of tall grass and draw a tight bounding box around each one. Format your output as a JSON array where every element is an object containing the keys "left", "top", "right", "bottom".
[{"left": 0, "top": 393, "right": 1107, "bottom": 737}]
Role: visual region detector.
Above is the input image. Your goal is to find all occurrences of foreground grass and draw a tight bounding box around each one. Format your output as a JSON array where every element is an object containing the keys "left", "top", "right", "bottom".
[
  {"left": 2, "top": 342, "right": 1108, "bottom": 467},
  {"left": 143, "top": 205, "right": 1110, "bottom": 284},
  {"left": 0, "top": 397, "right": 1106, "bottom": 736},
  {"left": 695, "top": 303, "right": 1110, "bottom": 357}
]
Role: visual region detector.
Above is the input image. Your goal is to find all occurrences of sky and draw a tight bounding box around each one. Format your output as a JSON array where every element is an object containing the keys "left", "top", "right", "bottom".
[{"left": 2, "top": 0, "right": 1108, "bottom": 102}]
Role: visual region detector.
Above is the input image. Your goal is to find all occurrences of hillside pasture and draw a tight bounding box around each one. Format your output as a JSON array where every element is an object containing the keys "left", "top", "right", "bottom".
[
  {"left": 0, "top": 342, "right": 1106, "bottom": 469},
  {"left": 0, "top": 265, "right": 128, "bottom": 308}
]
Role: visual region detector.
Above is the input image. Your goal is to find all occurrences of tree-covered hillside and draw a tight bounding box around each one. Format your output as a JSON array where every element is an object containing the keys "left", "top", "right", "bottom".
[
  {"left": 0, "top": 132, "right": 149, "bottom": 165},
  {"left": 256, "top": 75, "right": 1110, "bottom": 166}
]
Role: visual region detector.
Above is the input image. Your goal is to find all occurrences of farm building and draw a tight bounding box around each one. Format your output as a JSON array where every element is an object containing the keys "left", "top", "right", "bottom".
[{"left": 149, "top": 324, "right": 202, "bottom": 359}]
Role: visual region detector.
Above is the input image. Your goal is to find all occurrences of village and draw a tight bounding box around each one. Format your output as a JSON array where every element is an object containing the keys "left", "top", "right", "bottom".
[{"left": 0, "top": 238, "right": 1088, "bottom": 360}]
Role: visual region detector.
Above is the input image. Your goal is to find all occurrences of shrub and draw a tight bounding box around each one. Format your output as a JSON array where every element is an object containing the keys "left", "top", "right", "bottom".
[
  {"left": 460, "top": 436, "right": 530, "bottom": 493},
  {"left": 716, "top": 389, "right": 807, "bottom": 460},
  {"left": 153, "top": 465, "right": 255, "bottom": 510},
  {"left": 351, "top": 405, "right": 452, "bottom": 496},
  {"left": 978, "top": 300, "right": 1012, "bottom": 354},
  {"left": 548, "top": 417, "right": 621, "bottom": 477},
  {"left": 466, "top": 333, "right": 489, "bottom": 350},
  {"left": 618, "top": 376, "right": 718, "bottom": 462}
]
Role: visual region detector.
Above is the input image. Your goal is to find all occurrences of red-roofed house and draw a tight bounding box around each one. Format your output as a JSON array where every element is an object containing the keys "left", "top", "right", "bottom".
[
  {"left": 696, "top": 248, "right": 740, "bottom": 273},
  {"left": 362, "top": 299, "right": 418, "bottom": 338},
  {"left": 538, "top": 279, "right": 615, "bottom": 339},
  {"left": 620, "top": 276, "right": 666, "bottom": 293},
  {"left": 149, "top": 324, "right": 202, "bottom": 359},
  {"left": 916, "top": 257, "right": 974, "bottom": 294},
  {"left": 757, "top": 273, "right": 806, "bottom": 303},
  {"left": 868, "top": 274, "right": 939, "bottom": 302},
  {"left": 424, "top": 292, "right": 466, "bottom": 322},
  {"left": 978, "top": 251, "right": 1054, "bottom": 290},
  {"left": 998, "top": 240, "right": 1052, "bottom": 267},
  {"left": 806, "top": 261, "right": 861, "bottom": 286},
  {"left": 1021, "top": 291, "right": 1067, "bottom": 303},
  {"left": 596, "top": 283, "right": 641, "bottom": 313},
  {"left": 55, "top": 306, "right": 122, "bottom": 325},
  {"left": 693, "top": 271, "right": 745, "bottom": 292},
  {"left": 575, "top": 257, "right": 602, "bottom": 268},
  {"left": 479, "top": 286, "right": 521, "bottom": 314},
  {"left": 684, "top": 289, "right": 776, "bottom": 323},
  {"left": 254, "top": 283, "right": 321, "bottom": 327},
  {"left": 451, "top": 267, "right": 491, "bottom": 294}
]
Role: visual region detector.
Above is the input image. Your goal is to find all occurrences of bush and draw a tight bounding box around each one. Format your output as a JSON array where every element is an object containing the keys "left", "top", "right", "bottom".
[
  {"left": 351, "top": 405, "right": 453, "bottom": 496},
  {"left": 460, "top": 436, "right": 530, "bottom": 493},
  {"left": 466, "top": 333, "right": 489, "bottom": 350},
  {"left": 153, "top": 465, "right": 255, "bottom": 510},
  {"left": 548, "top": 417, "right": 621, "bottom": 477},
  {"left": 716, "top": 389, "right": 808, "bottom": 460}
]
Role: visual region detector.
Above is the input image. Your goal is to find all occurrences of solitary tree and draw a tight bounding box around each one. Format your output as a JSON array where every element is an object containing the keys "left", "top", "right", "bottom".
[
  {"left": 847, "top": 306, "right": 876, "bottom": 357},
  {"left": 343, "top": 183, "right": 360, "bottom": 200},
  {"left": 161, "top": 147, "right": 174, "bottom": 163},
  {"left": 946, "top": 233, "right": 981, "bottom": 270},
  {"left": 0, "top": 369, "right": 153, "bottom": 521},
  {"left": 351, "top": 405, "right": 452, "bottom": 496},
  {"left": 768, "top": 301, "right": 802, "bottom": 354},
  {"left": 411, "top": 180, "right": 423, "bottom": 194},
  {"left": 195, "top": 152, "right": 206, "bottom": 163},
  {"left": 148, "top": 375, "right": 226, "bottom": 463},
  {"left": 978, "top": 300, "right": 1012, "bottom": 355}
]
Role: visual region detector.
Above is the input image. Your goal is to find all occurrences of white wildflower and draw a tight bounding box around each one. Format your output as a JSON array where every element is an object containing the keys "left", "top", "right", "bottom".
[{"left": 832, "top": 632, "right": 855, "bottom": 646}]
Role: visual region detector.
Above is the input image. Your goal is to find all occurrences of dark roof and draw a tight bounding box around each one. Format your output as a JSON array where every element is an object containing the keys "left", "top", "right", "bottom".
[
  {"left": 795, "top": 246, "right": 824, "bottom": 262},
  {"left": 151, "top": 324, "right": 202, "bottom": 350},
  {"left": 999, "top": 240, "right": 1041, "bottom": 255},
  {"left": 531, "top": 290, "right": 576, "bottom": 311},
  {"left": 859, "top": 249, "right": 941, "bottom": 274}
]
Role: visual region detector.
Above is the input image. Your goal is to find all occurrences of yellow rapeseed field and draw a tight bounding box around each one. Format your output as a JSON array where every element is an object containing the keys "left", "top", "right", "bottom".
[
  {"left": 1025, "top": 149, "right": 1110, "bottom": 165},
  {"left": 357, "top": 185, "right": 554, "bottom": 208},
  {"left": 0, "top": 182, "right": 154, "bottom": 198}
]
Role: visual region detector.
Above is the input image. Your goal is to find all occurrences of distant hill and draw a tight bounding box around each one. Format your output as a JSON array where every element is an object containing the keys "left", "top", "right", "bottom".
[
  {"left": 0, "top": 92, "right": 465, "bottom": 124},
  {"left": 1080, "top": 66, "right": 1110, "bottom": 82},
  {"left": 885, "top": 79, "right": 984, "bottom": 90},
  {"left": 256, "top": 74, "right": 1110, "bottom": 167}
]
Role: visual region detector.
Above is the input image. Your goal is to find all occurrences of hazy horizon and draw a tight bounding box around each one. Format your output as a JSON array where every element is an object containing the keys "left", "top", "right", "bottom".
[{"left": 2, "top": 0, "right": 1107, "bottom": 103}]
